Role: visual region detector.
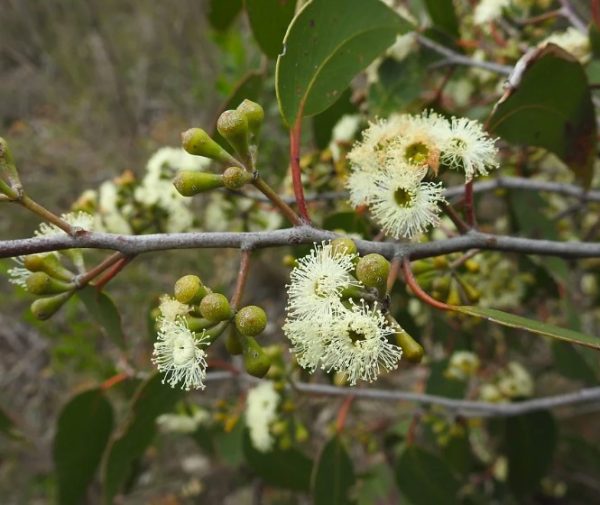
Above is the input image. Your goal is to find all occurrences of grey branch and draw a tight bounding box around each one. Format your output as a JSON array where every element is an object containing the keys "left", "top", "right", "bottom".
[
  {"left": 205, "top": 372, "right": 600, "bottom": 418},
  {"left": 1, "top": 227, "right": 600, "bottom": 260},
  {"left": 416, "top": 34, "right": 513, "bottom": 76}
]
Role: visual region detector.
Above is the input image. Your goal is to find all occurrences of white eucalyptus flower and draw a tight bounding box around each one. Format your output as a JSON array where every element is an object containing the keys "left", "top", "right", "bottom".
[
  {"left": 152, "top": 318, "right": 209, "bottom": 391},
  {"left": 440, "top": 117, "right": 499, "bottom": 181},
  {"left": 323, "top": 302, "right": 402, "bottom": 385},
  {"left": 286, "top": 241, "right": 361, "bottom": 320},
  {"left": 283, "top": 317, "right": 330, "bottom": 372},
  {"left": 245, "top": 381, "right": 280, "bottom": 452},
  {"left": 367, "top": 168, "right": 445, "bottom": 239},
  {"left": 474, "top": 0, "right": 511, "bottom": 24},
  {"left": 540, "top": 27, "right": 591, "bottom": 63},
  {"left": 158, "top": 295, "right": 191, "bottom": 322}
]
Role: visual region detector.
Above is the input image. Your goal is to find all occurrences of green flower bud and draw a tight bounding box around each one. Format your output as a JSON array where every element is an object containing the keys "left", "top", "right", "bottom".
[
  {"left": 0, "top": 137, "right": 21, "bottom": 199},
  {"left": 282, "top": 254, "right": 297, "bottom": 268},
  {"left": 222, "top": 166, "right": 252, "bottom": 190},
  {"left": 31, "top": 291, "right": 73, "bottom": 320},
  {"left": 23, "top": 254, "right": 74, "bottom": 282},
  {"left": 236, "top": 99, "right": 264, "bottom": 140},
  {"left": 464, "top": 259, "right": 480, "bottom": 273},
  {"left": 234, "top": 305, "right": 267, "bottom": 337},
  {"left": 199, "top": 293, "right": 232, "bottom": 322},
  {"left": 456, "top": 276, "right": 481, "bottom": 303},
  {"left": 181, "top": 127, "right": 239, "bottom": 165},
  {"left": 431, "top": 276, "right": 451, "bottom": 300},
  {"left": 216, "top": 110, "right": 251, "bottom": 167},
  {"left": 331, "top": 237, "right": 358, "bottom": 257},
  {"left": 356, "top": 253, "right": 390, "bottom": 292},
  {"left": 26, "top": 272, "right": 74, "bottom": 295},
  {"left": 395, "top": 329, "right": 424, "bottom": 363},
  {"left": 225, "top": 327, "right": 244, "bottom": 355},
  {"left": 173, "top": 171, "right": 224, "bottom": 197},
  {"left": 446, "top": 279, "right": 462, "bottom": 306},
  {"left": 295, "top": 423, "right": 309, "bottom": 443},
  {"left": 242, "top": 336, "right": 271, "bottom": 378},
  {"left": 411, "top": 259, "right": 434, "bottom": 275},
  {"left": 174, "top": 274, "right": 208, "bottom": 304}
]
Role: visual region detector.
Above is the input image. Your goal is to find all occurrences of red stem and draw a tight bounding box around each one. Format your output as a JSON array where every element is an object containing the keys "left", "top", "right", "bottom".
[
  {"left": 101, "top": 371, "right": 129, "bottom": 390},
  {"left": 95, "top": 255, "right": 134, "bottom": 291},
  {"left": 336, "top": 395, "right": 355, "bottom": 433},
  {"left": 230, "top": 249, "right": 251, "bottom": 310},
  {"left": 289, "top": 117, "right": 310, "bottom": 223},
  {"left": 401, "top": 257, "right": 453, "bottom": 311}
]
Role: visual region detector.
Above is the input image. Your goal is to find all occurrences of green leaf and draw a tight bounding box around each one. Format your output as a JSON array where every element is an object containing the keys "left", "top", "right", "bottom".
[
  {"left": 207, "top": 0, "right": 243, "bottom": 31},
  {"left": 214, "top": 418, "right": 245, "bottom": 467},
  {"left": 423, "top": 0, "right": 459, "bottom": 38},
  {"left": 505, "top": 410, "right": 557, "bottom": 496},
  {"left": 101, "top": 374, "right": 182, "bottom": 504},
  {"left": 487, "top": 44, "right": 597, "bottom": 187},
  {"left": 246, "top": 0, "right": 297, "bottom": 59},
  {"left": 78, "top": 286, "right": 125, "bottom": 349},
  {"left": 276, "top": 0, "right": 412, "bottom": 125},
  {"left": 243, "top": 430, "right": 313, "bottom": 490},
  {"left": 395, "top": 446, "right": 460, "bottom": 505},
  {"left": 369, "top": 53, "right": 426, "bottom": 116},
  {"left": 355, "top": 463, "right": 395, "bottom": 505},
  {"left": 54, "top": 389, "right": 114, "bottom": 505},
  {"left": 312, "top": 435, "right": 355, "bottom": 505},
  {"left": 312, "top": 88, "right": 356, "bottom": 149},
  {"left": 453, "top": 305, "right": 600, "bottom": 350},
  {"left": 552, "top": 341, "right": 598, "bottom": 384}
]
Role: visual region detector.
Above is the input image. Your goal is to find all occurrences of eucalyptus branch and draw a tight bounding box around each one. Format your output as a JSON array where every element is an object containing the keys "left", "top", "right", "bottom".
[
  {"left": 416, "top": 34, "right": 513, "bottom": 76},
  {"left": 2, "top": 227, "right": 600, "bottom": 260},
  {"left": 205, "top": 372, "right": 600, "bottom": 419},
  {"left": 251, "top": 175, "right": 302, "bottom": 226},
  {"left": 289, "top": 116, "right": 310, "bottom": 222},
  {"left": 558, "top": 0, "right": 588, "bottom": 33},
  {"left": 18, "top": 195, "right": 74, "bottom": 235}
]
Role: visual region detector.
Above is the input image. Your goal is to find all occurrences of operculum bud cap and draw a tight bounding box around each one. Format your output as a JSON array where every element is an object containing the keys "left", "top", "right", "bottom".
[
  {"left": 199, "top": 293, "right": 232, "bottom": 322},
  {"left": 356, "top": 253, "right": 390, "bottom": 290},
  {"left": 26, "top": 272, "right": 74, "bottom": 295},
  {"left": 31, "top": 291, "right": 73, "bottom": 320},
  {"left": 181, "top": 127, "right": 236, "bottom": 164},
  {"left": 236, "top": 99, "right": 264, "bottom": 138},
  {"left": 222, "top": 166, "right": 252, "bottom": 190},
  {"left": 173, "top": 171, "right": 223, "bottom": 197},
  {"left": 234, "top": 305, "right": 267, "bottom": 337},
  {"left": 174, "top": 274, "right": 207, "bottom": 304}
]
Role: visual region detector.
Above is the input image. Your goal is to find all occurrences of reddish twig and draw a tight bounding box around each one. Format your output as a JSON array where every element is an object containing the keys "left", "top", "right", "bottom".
[
  {"left": 94, "top": 255, "right": 134, "bottom": 291},
  {"left": 406, "top": 414, "right": 420, "bottom": 446},
  {"left": 207, "top": 359, "right": 241, "bottom": 375},
  {"left": 386, "top": 256, "right": 402, "bottom": 294},
  {"left": 442, "top": 202, "right": 470, "bottom": 234},
  {"left": 230, "top": 249, "right": 252, "bottom": 310},
  {"left": 336, "top": 395, "right": 355, "bottom": 433},
  {"left": 76, "top": 251, "right": 125, "bottom": 287},
  {"left": 402, "top": 257, "right": 453, "bottom": 311},
  {"left": 289, "top": 116, "right": 310, "bottom": 223},
  {"left": 101, "top": 371, "right": 129, "bottom": 390}
]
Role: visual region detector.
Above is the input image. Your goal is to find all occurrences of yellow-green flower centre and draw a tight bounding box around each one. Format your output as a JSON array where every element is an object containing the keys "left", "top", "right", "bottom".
[
  {"left": 394, "top": 187, "right": 414, "bottom": 208},
  {"left": 404, "top": 142, "right": 429, "bottom": 165}
]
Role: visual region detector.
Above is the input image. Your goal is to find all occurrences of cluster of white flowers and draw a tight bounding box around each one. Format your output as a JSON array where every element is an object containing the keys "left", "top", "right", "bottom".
[
  {"left": 479, "top": 361, "right": 534, "bottom": 402},
  {"left": 283, "top": 242, "right": 403, "bottom": 385},
  {"left": 245, "top": 381, "right": 280, "bottom": 452},
  {"left": 152, "top": 318, "right": 210, "bottom": 391},
  {"left": 473, "top": 0, "right": 511, "bottom": 24},
  {"left": 82, "top": 147, "right": 211, "bottom": 235},
  {"left": 347, "top": 111, "right": 498, "bottom": 239}
]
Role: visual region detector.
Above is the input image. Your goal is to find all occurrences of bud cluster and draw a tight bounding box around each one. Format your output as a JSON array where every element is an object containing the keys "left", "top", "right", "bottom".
[
  {"left": 176, "top": 100, "right": 265, "bottom": 198},
  {"left": 152, "top": 272, "right": 272, "bottom": 390}
]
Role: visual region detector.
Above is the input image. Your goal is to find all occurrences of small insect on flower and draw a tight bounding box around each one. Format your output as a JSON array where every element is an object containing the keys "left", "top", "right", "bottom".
[
  {"left": 323, "top": 302, "right": 402, "bottom": 385},
  {"left": 440, "top": 117, "right": 499, "bottom": 181},
  {"left": 367, "top": 168, "right": 445, "bottom": 239},
  {"left": 152, "top": 318, "right": 209, "bottom": 391},
  {"left": 285, "top": 241, "right": 361, "bottom": 321}
]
